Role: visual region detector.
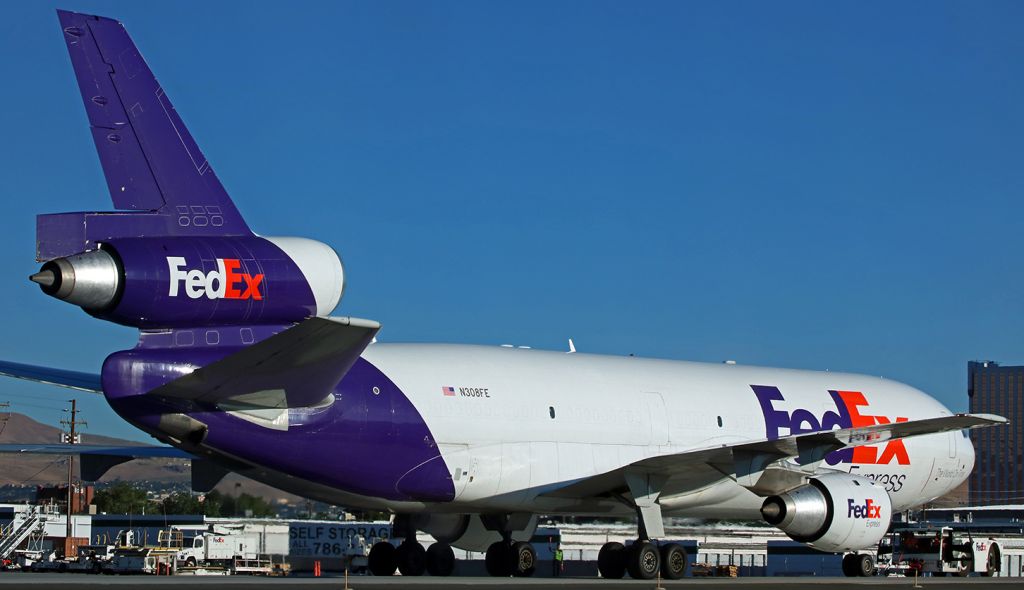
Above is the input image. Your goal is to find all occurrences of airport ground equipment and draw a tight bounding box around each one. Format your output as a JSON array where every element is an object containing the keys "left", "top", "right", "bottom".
[
  {"left": 880, "top": 526, "right": 1003, "bottom": 577},
  {"left": 0, "top": 506, "right": 46, "bottom": 561},
  {"left": 64, "top": 544, "right": 116, "bottom": 574},
  {"left": 174, "top": 529, "right": 260, "bottom": 568},
  {"left": 0, "top": 7, "right": 1009, "bottom": 581}
]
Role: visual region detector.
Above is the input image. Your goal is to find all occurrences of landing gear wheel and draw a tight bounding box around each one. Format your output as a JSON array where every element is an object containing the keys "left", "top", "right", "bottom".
[
  {"left": 856, "top": 554, "right": 875, "bottom": 577},
  {"left": 597, "top": 541, "right": 626, "bottom": 579},
  {"left": 485, "top": 541, "right": 512, "bottom": 577},
  {"left": 426, "top": 542, "right": 455, "bottom": 576},
  {"left": 626, "top": 540, "right": 661, "bottom": 580},
  {"left": 368, "top": 541, "right": 397, "bottom": 576},
  {"left": 982, "top": 547, "right": 1000, "bottom": 576},
  {"left": 396, "top": 540, "right": 426, "bottom": 576},
  {"left": 841, "top": 553, "right": 859, "bottom": 577},
  {"left": 660, "top": 542, "right": 687, "bottom": 579},
  {"left": 511, "top": 541, "right": 536, "bottom": 577}
]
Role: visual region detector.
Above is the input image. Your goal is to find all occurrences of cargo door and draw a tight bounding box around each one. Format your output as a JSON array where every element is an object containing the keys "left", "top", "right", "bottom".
[{"left": 645, "top": 392, "right": 669, "bottom": 446}]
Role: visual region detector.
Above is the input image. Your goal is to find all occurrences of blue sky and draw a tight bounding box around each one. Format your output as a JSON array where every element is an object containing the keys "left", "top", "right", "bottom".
[{"left": 0, "top": 1, "right": 1021, "bottom": 441}]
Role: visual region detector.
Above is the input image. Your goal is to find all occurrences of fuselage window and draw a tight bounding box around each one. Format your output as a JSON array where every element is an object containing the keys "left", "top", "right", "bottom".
[
  {"left": 549, "top": 406, "right": 556, "bottom": 419},
  {"left": 717, "top": 416, "right": 723, "bottom": 427}
]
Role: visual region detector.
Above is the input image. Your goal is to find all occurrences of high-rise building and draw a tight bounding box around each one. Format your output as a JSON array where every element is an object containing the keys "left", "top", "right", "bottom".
[{"left": 968, "top": 360, "right": 1023, "bottom": 506}]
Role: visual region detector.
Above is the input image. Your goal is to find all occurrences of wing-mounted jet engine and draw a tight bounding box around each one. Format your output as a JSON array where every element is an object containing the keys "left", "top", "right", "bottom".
[{"left": 760, "top": 472, "right": 892, "bottom": 553}]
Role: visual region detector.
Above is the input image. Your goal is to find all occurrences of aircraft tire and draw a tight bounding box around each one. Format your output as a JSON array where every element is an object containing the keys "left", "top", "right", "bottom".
[
  {"left": 597, "top": 542, "right": 626, "bottom": 579},
  {"left": 660, "top": 543, "right": 687, "bottom": 579},
  {"left": 485, "top": 542, "right": 512, "bottom": 577},
  {"left": 511, "top": 541, "right": 536, "bottom": 577},
  {"left": 626, "top": 541, "right": 660, "bottom": 580},
  {"left": 841, "top": 553, "right": 859, "bottom": 577},
  {"left": 857, "top": 554, "right": 875, "bottom": 577},
  {"left": 396, "top": 540, "right": 426, "bottom": 576},
  {"left": 368, "top": 542, "right": 397, "bottom": 576},
  {"left": 425, "top": 542, "right": 455, "bottom": 576}
]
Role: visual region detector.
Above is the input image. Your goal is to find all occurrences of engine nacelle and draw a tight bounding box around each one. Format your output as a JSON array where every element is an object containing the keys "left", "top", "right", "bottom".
[
  {"left": 761, "top": 472, "right": 892, "bottom": 553},
  {"left": 30, "top": 236, "right": 343, "bottom": 329}
]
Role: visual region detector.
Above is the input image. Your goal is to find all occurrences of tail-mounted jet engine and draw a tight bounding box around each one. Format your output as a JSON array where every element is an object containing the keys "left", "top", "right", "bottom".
[
  {"left": 760, "top": 472, "right": 892, "bottom": 553},
  {"left": 30, "top": 236, "right": 344, "bottom": 329}
]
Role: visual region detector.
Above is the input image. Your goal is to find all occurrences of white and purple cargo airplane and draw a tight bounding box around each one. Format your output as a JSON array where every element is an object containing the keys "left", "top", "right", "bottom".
[{"left": 0, "top": 9, "right": 1007, "bottom": 580}]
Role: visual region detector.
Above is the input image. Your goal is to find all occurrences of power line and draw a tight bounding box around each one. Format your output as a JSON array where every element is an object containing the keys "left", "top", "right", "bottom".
[
  {"left": 61, "top": 399, "right": 86, "bottom": 541},
  {"left": 9, "top": 401, "right": 68, "bottom": 412},
  {"left": 0, "top": 402, "right": 9, "bottom": 437},
  {"left": 18, "top": 456, "right": 66, "bottom": 485}
]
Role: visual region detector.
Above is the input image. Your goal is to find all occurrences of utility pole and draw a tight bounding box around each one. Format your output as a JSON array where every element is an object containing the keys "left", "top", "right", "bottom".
[{"left": 60, "top": 399, "right": 86, "bottom": 547}]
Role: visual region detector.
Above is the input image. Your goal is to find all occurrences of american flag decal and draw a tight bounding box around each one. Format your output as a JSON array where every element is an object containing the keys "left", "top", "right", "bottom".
[{"left": 442, "top": 386, "right": 456, "bottom": 397}]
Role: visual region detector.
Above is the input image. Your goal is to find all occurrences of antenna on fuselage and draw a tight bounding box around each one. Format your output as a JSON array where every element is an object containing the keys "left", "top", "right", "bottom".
[{"left": 567, "top": 338, "right": 576, "bottom": 354}]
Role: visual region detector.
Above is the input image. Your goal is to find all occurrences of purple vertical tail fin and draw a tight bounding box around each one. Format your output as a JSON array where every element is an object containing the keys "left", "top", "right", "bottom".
[{"left": 43, "top": 10, "right": 250, "bottom": 260}]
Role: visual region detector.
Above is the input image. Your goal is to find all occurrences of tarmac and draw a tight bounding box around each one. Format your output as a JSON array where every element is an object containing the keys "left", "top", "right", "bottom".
[{"left": 1, "top": 574, "right": 1023, "bottom": 589}]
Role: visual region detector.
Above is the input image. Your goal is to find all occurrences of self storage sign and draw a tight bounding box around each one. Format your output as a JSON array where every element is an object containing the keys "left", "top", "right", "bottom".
[{"left": 288, "top": 522, "right": 392, "bottom": 557}]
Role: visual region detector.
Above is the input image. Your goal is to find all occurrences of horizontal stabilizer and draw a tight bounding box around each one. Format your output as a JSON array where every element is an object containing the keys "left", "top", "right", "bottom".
[
  {"left": 148, "top": 316, "right": 380, "bottom": 409},
  {"left": 192, "top": 458, "right": 231, "bottom": 493},
  {"left": 0, "top": 443, "right": 191, "bottom": 458},
  {"left": 0, "top": 443, "right": 198, "bottom": 482},
  {"left": 0, "top": 360, "right": 102, "bottom": 393}
]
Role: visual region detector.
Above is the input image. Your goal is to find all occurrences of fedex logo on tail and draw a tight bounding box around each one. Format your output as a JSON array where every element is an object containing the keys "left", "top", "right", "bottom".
[
  {"left": 167, "top": 257, "right": 264, "bottom": 300},
  {"left": 752, "top": 385, "right": 910, "bottom": 466},
  {"left": 848, "top": 498, "right": 883, "bottom": 519}
]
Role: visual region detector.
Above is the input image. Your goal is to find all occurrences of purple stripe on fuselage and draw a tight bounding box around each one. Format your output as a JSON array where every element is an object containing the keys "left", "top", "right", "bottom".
[{"left": 102, "top": 350, "right": 454, "bottom": 503}]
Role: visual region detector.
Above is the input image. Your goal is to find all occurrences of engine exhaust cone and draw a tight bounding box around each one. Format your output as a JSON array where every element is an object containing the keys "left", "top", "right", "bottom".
[
  {"left": 29, "top": 269, "right": 56, "bottom": 288},
  {"left": 761, "top": 497, "right": 786, "bottom": 524},
  {"left": 31, "top": 250, "right": 121, "bottom": 310}
]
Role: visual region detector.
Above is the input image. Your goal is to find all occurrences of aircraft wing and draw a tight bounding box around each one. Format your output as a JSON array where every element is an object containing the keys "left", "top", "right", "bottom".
[
  {"left": 0, "top": 360, "right": 103, "bottom": 393},
  {"left": 728, "top": 412, "right": 1006, "bottom": 465},
  {"left": 147, "top": 316, "right": 380, "bottom": 409},
  {"left": 543, "top": 413, "right": 1006, "bottom": 500}
]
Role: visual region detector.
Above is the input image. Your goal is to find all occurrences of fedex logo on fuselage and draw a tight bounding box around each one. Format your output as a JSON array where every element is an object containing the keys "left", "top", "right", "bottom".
[
  {"left": 167, "top": 257, "right": 264, "bottom": 300},
  {"left": 752, "top": 385, "right": 910, "bottom": 466},
  {"left": 848, "top": 498, "right": 883, "bottom": 519}
]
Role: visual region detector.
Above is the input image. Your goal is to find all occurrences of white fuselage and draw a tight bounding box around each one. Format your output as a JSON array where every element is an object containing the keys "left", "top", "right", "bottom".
[{"left": 330, "top": 343, "right": 975, "bottom": 518}]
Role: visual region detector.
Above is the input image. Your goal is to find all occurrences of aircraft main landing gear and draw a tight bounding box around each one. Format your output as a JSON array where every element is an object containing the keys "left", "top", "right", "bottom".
[
  {"left": 425, "top": 542, "right": 456, "bottom": 576},
  {"left": 485, "top": 539, "right": 536, "bottom": 577},
  {"left": 626, "top": 540, "right": 660, "bottom": 580},
  {"left": 367, "top": 541, "right": 397, "bottom": 576},
  {"left": 597, "top": 540, "right": 688, "bottom": 580},
  {"left": 841, "top": 553, "right": 875, "bottom": 577},
  {"left": 395, "top": 538, "right": 426, "bottom": 576},
  {"left": 369, "top": 515, "right": 457, "bottom": 576},
  {"left": 596, "top": 472, "right": 686, "bottom": 580}
]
